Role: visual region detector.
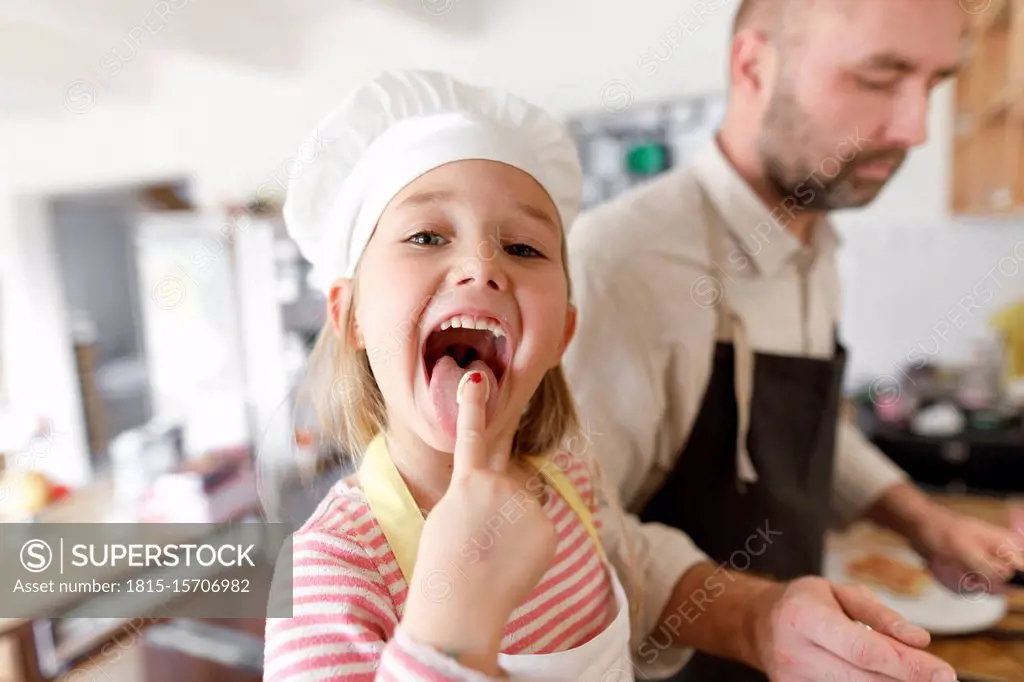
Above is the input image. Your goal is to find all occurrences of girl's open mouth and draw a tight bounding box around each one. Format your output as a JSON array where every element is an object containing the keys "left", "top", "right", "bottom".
[
  {"left": 423, "top": 316, "right": 510, "bottom": 384},
  {"left": 420, "top": 313, "right": 514, "bottom": 439}
]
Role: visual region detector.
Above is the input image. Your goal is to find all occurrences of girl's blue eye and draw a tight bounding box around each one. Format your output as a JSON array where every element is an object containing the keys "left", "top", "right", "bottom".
[
  {"left": 505, "top": 243, "right": 543, "bottom": 258},
  {"left": 407, "top": 232, "right": 448, "bottom": 246}
]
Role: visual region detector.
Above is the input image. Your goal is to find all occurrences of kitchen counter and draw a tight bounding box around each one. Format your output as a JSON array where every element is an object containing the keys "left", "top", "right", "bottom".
[
  {"left": 828, "top": 494, "right": 1024, "bottom": 681},
  {"left": 854, "top": 402, "right": 1024, "bottom": 496}
]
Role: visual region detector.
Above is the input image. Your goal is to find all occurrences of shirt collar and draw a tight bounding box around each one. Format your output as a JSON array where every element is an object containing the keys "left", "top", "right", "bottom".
[{"left": 691, "top": 137, "right": 838, "bottom": 276}]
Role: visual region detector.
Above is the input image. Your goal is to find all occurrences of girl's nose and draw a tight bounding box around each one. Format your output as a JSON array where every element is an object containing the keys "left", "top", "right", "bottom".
[{"left": 450, "top": 249, "right": 508, "bottom": 291}]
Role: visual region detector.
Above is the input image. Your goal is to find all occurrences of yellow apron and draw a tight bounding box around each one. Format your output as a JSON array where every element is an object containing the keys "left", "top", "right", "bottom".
[{"left": 358, "top": 434, "right": 633, "bottom": 681}]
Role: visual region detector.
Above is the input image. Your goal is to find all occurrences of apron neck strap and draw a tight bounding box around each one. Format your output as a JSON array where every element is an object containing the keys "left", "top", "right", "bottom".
[
  {"left": 695, "top": 182, "right": 758, "bottom": 487},
  {"left": 525, "top": 455, "right": 606, "bottom": 562},
  {"left": 358, "top": 436, "right": 607, "bottom": 584},
  {"left": 359, "top": 434, "right": 425, "bottom": 584}
]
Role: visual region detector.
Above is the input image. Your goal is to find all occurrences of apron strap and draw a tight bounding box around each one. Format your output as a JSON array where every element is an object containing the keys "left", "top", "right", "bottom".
[
  {"left": 696, "top": 183, "right": 759, "bottom": 487},
  {"left": 526, "top": 455, "right": 607, "bottom": 562},
  {"left": 359, "top": 434, "right": 424, "bottom": 584},
  {"left": 358, "top": 436, "right": 607, "bottom": 585}
]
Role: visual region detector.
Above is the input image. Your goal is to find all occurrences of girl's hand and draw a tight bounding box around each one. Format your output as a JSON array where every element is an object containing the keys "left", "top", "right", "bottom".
[{"left": 401, "top": 371, "right": 557, "bottom": 674}]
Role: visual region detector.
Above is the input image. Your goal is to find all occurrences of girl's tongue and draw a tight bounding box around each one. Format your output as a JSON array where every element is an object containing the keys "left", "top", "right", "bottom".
[{"left": 428, "top": 355, "right": 497, "bottom": 441}]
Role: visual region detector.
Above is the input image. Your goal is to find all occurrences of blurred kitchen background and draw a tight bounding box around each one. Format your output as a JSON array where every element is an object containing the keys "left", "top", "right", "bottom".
[{"left": 0, "top": 0, "right": 1022, "bottom": 680}]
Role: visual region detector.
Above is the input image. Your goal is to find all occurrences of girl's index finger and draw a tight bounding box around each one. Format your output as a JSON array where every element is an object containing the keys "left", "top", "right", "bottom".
[{"left": 453, "top": 371, "right": 492, "bottom": 476}]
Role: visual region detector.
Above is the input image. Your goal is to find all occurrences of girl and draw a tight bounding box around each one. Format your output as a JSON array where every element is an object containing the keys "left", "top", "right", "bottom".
[{"left": 264, "top": 69, "right": 635, "bottom": 681}]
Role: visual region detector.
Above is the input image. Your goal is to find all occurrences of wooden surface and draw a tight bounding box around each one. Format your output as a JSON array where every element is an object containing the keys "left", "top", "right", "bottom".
[
  {"left": 951, "top": 0, "right": 1024, "bottom": 216},
  {"left": 0, "top": 621, "right": 46, "bottom": 682},
  {"left": 0, "top": 623, "right": 26, "bottom": 640},
  {"left": 141, "top": 619, "right": 264, "bottom": 682},
  {"left": 829, "top": 494, "right": 1024, "bottom": 681}
]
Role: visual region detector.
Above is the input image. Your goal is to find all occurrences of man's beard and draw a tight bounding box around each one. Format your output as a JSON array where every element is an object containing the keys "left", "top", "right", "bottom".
[{"left": 758, "top": 84, "right": 906, "bottom": 211}]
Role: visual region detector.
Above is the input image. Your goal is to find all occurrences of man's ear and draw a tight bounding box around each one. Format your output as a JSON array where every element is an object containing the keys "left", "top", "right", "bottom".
[
  {"left": 730, "top": 29, "right": 771, "bottom": 97},
  {"left": 328, "top": 278, "right": 363, "bottom": 349}
]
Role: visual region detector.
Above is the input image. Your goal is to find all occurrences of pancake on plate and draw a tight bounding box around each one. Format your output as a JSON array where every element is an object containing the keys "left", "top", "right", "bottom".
[{"left": 844, "top": 553, "right": 932, "bottom": 597}]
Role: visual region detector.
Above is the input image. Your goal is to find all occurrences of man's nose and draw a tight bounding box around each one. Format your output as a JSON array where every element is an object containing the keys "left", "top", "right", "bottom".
[{"left": 888, "top": 88, "right": 930, "bottom": 149}]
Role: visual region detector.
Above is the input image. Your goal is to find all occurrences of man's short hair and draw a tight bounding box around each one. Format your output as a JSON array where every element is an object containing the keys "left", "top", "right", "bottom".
[
  {"left": 732, "top": 0, "right": 814, "bottom": 48},
  {"left": 732, "top": 0, "right": 760, "bottom": 33},
  {"left": 735, "top": 0, "right": 821, "bottom": 33}
]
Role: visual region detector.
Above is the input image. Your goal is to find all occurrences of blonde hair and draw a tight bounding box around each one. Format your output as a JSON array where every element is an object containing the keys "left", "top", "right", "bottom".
[{"left": 296, "top": 231, "right": 645, "bottom": 631}]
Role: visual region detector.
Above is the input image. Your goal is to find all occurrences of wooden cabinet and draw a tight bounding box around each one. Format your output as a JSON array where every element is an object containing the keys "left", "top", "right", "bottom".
[
  {"left": 951, "top": 0, "right": 1024, "bottom": 215},
  {"left": 142, "top": 619, "right": 263, "bottom": 682}
]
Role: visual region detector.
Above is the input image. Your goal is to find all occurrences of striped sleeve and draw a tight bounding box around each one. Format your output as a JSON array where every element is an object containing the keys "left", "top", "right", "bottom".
[{"left": 264, "top": 528, "right": 504, "bottom": 681}]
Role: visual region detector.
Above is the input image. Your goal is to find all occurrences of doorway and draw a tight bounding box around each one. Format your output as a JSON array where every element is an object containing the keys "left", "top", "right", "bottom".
[{"left": 49, "top": 180, "right": 192, "bottom": 473}]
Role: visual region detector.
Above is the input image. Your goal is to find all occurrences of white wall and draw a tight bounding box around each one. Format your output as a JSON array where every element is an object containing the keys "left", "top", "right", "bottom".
[{"left": 2, "top": 0, "right": 1023, "bottom": 483}]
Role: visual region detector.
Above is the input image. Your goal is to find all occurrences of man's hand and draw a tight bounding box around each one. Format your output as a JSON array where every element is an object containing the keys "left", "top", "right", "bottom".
[
  {"left": 656, "top": 562, "right": 956, "bottom": 681},
  {"left": 910, "top": 505, "right": 1024, "bottom": 596},
  {"left": 751, "top": 576, "right": 957, "bottom": 681},
  {"left": 868, "top": 482, "right": 1024, "bottom": 596}
]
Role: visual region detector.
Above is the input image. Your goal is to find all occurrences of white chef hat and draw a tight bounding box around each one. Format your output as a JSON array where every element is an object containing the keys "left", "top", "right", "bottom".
[{"left": 283, "top": 69, "right": 583, "bottom": 294}]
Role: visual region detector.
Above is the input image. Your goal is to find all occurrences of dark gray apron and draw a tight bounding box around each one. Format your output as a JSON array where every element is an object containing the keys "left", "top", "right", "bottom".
[{"left": 638, "top": 186, "right": 846, "bottom": 682}]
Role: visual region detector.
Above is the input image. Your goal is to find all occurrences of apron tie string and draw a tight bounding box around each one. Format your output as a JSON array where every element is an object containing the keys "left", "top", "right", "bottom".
[
  {"left": 715, "top": 302, "right": 758, "bottom": 488},
  {"left": 732, "top": 318, "right": 758, "bottom": 487},
  {"left": 699, "top": 183, "right": 760, "bottom": 490}
]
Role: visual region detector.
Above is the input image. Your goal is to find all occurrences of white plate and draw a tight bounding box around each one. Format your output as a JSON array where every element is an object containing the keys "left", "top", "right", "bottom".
[{"left": 822, "top": 547, "right": 1007, "bottom": 636}]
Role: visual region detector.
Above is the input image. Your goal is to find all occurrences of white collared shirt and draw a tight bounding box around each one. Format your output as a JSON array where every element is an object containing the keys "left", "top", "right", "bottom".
[{"left": 563, "top": 139, "right": 907, "bottom": 667}]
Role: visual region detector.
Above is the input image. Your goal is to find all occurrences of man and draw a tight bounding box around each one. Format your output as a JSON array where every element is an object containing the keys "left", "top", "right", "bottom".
[{"left": 564, "top": 0, "right": 1024, "bottom": 680}]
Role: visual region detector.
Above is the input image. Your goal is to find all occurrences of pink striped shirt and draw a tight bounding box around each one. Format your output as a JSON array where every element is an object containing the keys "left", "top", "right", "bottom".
[{"left": 264, "top": 450, "right": 618, "bottom": 680}]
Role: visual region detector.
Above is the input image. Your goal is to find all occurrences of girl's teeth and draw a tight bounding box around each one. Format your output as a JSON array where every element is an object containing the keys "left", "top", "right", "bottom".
[{"left": 436, "top": 315, "right": 505, "bottom": 338}]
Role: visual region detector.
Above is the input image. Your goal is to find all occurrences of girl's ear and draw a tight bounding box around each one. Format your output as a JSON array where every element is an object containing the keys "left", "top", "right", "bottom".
[
  {"left": 559, "top": 303, "right": 578, "bottom": 357},
  {"left": 328, "top": 278, "right": 363, "bottom": 349}
]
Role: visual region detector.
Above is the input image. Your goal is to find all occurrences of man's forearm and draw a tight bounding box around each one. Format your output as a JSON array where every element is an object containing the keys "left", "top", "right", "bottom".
[
  {"left": 862, "top": 481, "right": 935, "bottom": 541},
  {"left": 642, "top": 560, "right": 784, "bottom": 671}
]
